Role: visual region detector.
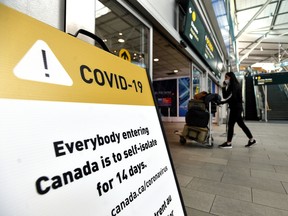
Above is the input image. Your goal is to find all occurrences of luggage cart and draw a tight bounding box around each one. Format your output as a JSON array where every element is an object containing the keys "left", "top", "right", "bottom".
[{"left": 175, "top": 101, "right": 214, "bottom": 147}]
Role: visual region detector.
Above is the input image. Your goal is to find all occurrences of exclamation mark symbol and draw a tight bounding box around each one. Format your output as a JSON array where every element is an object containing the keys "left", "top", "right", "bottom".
[{"left": 41, "top": 49, "right": 49, "bottom": 77}]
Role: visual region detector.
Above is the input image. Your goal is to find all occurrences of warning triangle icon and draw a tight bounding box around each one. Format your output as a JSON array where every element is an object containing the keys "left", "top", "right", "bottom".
[{"left": 13, "top": 40, "right": 73, "bottom": 86}]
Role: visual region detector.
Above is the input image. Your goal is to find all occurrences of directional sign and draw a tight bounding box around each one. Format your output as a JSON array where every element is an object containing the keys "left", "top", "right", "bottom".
[
  {"left": 0, "top": 4, "right": 186, "bottom": 216},
  {"left": 119, "top": 48, "right": 131, "bottom": 62},
  {"left": 253, "top": 72, "right": 288, "bottom": 85}
]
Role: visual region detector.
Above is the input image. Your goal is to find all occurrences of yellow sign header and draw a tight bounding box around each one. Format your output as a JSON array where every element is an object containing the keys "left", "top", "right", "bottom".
[{"left": 0, "top": 4, "right": 154, "bottom": 106}]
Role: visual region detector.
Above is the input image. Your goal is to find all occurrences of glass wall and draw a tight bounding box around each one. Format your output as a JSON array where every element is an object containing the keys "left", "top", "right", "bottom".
[
  {"left": 192, "top": 66, "right": 203, "bottom": 97},
  {"left": 179, "top": 77, "right": 190, "bottom": 117},
  {"left": 208, "top": 78, "right": 212, "bottom": 93},
  {"left": 153, "top": 79, "right": 177, "bottom": 117},
  {"left": 153, "top": 77, "right": 191, "bottom": 118},
  {"left": 95, "top": 0, "right": 150, "bottom": 71},
  {"left": 208, "top": 77, "right": 216, "bottom": 93}
]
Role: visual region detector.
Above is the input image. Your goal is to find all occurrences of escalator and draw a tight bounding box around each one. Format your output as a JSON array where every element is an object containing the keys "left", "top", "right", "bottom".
[{"left": 267, "top": 85, "right": 288, "bottom": 120}]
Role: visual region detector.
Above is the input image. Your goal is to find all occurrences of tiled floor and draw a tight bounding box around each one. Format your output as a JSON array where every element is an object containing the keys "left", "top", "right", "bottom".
[{"left": 163, "top": 121, "right": 288, "bottom": 216}]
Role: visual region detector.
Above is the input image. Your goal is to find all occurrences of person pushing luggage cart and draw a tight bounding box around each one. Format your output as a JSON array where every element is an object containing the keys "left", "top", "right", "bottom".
[{"left": 218, "top": 72, "right": 256, "bottom": 148}]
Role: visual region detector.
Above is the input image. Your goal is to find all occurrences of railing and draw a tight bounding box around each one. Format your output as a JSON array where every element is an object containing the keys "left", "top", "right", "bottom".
[
  {"left": 279, "top": 84, "right": 288, "bottom": 99},
  {"left": 242, "top": 76, "right": 246, "bottom": 117},
  {"left": 254, "top": 85, "right": 265, "bottom": 120},
  {"left": 250, "top": 70, "right": 266, "bottom": 121}
]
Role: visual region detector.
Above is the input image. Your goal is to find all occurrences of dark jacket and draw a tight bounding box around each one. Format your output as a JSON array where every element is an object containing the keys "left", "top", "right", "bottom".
[{"left": 222, "top": 84, "right": 243, "bottom": 110}]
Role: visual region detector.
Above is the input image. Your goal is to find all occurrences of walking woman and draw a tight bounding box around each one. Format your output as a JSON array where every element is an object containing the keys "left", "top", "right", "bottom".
[{"left": 219, "top": 72, "right": 256, "bottom": 148}]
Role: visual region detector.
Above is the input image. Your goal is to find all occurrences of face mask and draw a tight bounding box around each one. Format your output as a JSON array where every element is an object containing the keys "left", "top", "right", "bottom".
[{"left": 224, "top": 79, "right": 230, "bottom": 85}]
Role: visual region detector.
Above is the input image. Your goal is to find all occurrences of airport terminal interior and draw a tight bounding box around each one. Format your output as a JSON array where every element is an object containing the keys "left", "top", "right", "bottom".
[{"left": 1, "top": 0, "right": 288, "bottom": 215}]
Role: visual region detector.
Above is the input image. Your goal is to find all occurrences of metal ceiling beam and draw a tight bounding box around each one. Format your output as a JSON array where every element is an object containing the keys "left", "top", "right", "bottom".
[
  {"left": 239, "top": 32, "right": 269, "bottom": 63},
  {"left": 235, "top": 0, "right": 273, "bottom": 39},
  {"left": 247, "top": 22, "right": 288, "bottom": 33},
  {"left": 270, "top": 0, "right": 282, "bottom": 31},
  {"left": 238, "top": 40, "right": 288, "bottom": 45},
  {"left": 235, "top": 0, "right": 279, "bottom": 12},
  {"left": 240, "top": 31, "right": 288, "bottom": 63},
  {"left": 238, "top": 33, "right": 266, "bottom": 56}
]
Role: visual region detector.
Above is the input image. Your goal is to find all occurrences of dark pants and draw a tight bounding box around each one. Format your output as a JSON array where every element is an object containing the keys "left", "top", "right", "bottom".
[{"left": 227, "top": 108, "right": 253, "bottom": 142}]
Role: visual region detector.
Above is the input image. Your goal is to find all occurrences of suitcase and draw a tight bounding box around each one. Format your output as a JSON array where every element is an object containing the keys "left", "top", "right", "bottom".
[
  {"left": 185, "top": 109, "right": 209, "bottom": 127},
  {"left": 182, "top": 125, "right": 208, "bottom": 143},
  {"left": 188, "top": 99, "right": 206, "bottom": 111}
]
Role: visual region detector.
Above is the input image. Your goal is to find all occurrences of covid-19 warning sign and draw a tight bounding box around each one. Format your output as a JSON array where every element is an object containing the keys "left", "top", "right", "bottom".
[{"left": 0, "top": 4, "right": 186, "bottom": 216}]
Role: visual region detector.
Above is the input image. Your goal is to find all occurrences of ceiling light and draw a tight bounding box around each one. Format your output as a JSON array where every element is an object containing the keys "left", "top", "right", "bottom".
[
  {"left": 260, "top": 47, "right": 263, "bottom": 51},
  {"left": 119, "top": 32, "right": 123, "bottom": 36},
  {"left": 154, "top": 58, "right": 159, "bottom": 62},
  {"left": 174, "top": 69, "right": 179, "bottom": 73},
  {"left": 118, "top": 38, "right": 125, "bottom": 43},
  {"left": 103, "top": 39, "right": 107, "bottom": 42}
]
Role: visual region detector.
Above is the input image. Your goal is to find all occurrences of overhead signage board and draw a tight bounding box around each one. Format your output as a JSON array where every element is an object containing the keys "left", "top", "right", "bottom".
[
  {"left": 253, "top": 72, "right": 288, "bottom": 85},
  {"left": 181, "top": 0, "right": 222, "bottom": 79},
  {"left": 0, "top": 4, "right": 186, "bottom": 216}
]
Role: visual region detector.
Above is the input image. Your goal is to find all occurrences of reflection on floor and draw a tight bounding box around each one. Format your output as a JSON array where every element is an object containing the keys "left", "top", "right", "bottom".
[{"left": 163, "top": 121, "right": 288, "bottom": 216}]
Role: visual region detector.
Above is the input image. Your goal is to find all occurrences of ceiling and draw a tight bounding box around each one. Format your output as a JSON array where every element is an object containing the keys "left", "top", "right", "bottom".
[
  {"left": 153, "top": 0, "right": 288, "bottom": 79},
  {"left": 96, "top": 0, "right": 192, "bottom": 80},
  {"left": 152, "top": 30, "right": 190, "bottom": 79},
  {"left": 233, "top": 0, "right": 288, "bottom": 71},
  {"left": 96, "top": 0, "right": 288, "bottom": 80}
]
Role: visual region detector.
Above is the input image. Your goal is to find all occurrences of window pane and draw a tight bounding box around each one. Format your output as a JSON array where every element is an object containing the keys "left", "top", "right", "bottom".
[
  {"left": 192, "top": 67, "right": 202, "bottom": 97},
  {"left": 95, "top": 0, "right": 149, "bottom": 70}
]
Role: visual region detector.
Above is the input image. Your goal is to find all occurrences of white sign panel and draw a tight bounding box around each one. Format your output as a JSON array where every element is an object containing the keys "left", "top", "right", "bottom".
[{"left": 0, "top": 100, "right": 183, "bottom": 216}]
